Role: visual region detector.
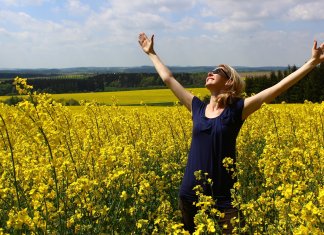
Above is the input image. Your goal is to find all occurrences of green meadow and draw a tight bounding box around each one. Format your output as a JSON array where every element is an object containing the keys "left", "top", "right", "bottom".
[{"left": 0, "top": 88, "right": 209, "bottom": 106}]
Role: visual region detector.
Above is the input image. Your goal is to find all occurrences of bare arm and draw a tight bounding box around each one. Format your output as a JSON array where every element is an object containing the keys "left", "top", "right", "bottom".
[
  {"left": 242, "top": 40, "right": 324, "bottom": 120},
  {"left": 138, "top": 33, "right": 194, "bottom": 111}
]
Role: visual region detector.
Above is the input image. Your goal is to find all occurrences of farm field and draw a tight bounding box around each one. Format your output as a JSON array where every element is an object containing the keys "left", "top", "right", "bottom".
[
  {"left": 0, "top": 79, "right": 323, "bottom": 234},
  {"left": 0, "top": 88, "right": 210, "bottom": 106},
  {"left": 53, "top": 88, "right": 210, "bottom": 105}
]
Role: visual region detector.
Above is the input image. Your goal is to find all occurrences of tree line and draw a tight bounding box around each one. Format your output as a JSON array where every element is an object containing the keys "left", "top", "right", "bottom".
[
  {"left": 0, "top": 63, "right": 323, "bottom": 103},
  {"left": 244, "top": 63, "right": 324, "bottom": 103}
]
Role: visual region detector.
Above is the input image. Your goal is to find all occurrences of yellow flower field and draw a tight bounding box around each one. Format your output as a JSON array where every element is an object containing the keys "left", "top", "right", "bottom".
[
  {"left": 0, "top": 88, "right": 209, "bottom": 106},
  {"left": 0, "top": 78, "right": 323, "bottom": 234}
]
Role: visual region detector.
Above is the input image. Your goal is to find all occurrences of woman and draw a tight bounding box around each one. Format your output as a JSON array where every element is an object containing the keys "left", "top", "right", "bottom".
[{"left": 138, "top": 32, "right": 324, "bottom": 233}]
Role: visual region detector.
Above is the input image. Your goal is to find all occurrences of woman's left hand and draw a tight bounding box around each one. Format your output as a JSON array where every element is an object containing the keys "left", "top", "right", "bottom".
[{"left": 311, "top": 40, "right": 324, "bottom": 65}]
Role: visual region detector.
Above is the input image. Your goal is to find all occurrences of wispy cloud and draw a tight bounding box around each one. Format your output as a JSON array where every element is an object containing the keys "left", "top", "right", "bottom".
[
  {"left": 0, "top": 0, "right": 45, "bottom": 7},
  {"left": 65, "top": 0, "right": 91, "bottom": 15},
  {"left": 286, "top": 1, "right": 324, "bottom": 21}
]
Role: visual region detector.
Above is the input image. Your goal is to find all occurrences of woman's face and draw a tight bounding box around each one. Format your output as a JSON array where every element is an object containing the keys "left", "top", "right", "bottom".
[{"left": 205, "top": 67, "right": 230, "bottom": 89}]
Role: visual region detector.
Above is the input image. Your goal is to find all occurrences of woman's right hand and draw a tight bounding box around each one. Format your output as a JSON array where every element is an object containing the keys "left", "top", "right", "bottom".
[{"left": 138, "top": 32, "right": 155, "bottom": 54}]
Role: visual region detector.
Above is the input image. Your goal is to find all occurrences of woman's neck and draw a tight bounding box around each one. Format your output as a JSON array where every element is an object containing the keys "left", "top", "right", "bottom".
[{"left": 208, "top": 94, "right": 223, "bottom": 110}]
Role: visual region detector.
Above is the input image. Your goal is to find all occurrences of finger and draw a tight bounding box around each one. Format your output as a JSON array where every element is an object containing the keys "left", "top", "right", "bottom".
[
  {"left": 313, "top": 40, "right": 317, "bottom": 50},
  {"left": 138, "top": 34, "right": 147, "bottom": 45},
  {"left": 138, "top": 35, "right": 143, "bottom": 43},
  {"left": 320, "top": 42, "right": 324, "bottom": 50},
  {"left": 138, "top": 32, "right": 147, "bottom": 41}
]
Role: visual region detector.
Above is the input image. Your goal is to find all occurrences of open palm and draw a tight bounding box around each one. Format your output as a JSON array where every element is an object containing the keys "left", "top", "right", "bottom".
[{"left": 138, "top": 33, "right": 154, "bottom": 54}]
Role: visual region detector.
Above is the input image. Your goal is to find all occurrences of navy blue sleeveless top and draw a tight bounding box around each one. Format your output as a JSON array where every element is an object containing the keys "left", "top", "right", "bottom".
[{"left": 179, "top": 96, "right": 245, "bottom": 207}]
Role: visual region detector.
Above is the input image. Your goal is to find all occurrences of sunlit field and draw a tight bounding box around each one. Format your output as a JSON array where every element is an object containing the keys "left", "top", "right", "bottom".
[
  {"left": 0, "top": 79, "right": 323, "bottom": 234},
  {"left": 0, "top": 88, "right": 209, "bottom": 106}
]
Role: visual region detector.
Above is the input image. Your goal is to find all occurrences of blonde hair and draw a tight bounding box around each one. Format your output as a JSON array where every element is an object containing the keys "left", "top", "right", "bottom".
[{"left": 216, "top": 64, "right": 246, "bottom": 107}]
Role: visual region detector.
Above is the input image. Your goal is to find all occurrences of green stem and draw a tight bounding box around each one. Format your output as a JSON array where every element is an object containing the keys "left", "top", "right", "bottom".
[
  {"left": 38, "top": 126, "right": 64, "bottom": 233},
  {"left": 0, "top": 114, "right": 21, "bottom": 210},
  {"left": 270, "top": 111, "right": 281, "bottom": 148}
]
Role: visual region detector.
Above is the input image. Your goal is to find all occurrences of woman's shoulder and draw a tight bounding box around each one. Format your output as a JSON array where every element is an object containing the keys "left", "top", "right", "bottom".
[
  {"left": 192, "top": 96, "right": 205, "bottom": 106},
  {"left": 226, "top": 97, "right": 245, "bottom": 122},
  {"left": 229, "top": 97, "right": 244, "bottom": 108},
  {"left": 191, "top": 96, "right": 206, "bottom": 114}
]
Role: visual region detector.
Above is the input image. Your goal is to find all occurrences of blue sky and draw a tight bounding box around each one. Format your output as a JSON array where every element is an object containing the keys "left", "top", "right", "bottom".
[{"left": 0, "top": 0, "right": 323, "bottom": 68}]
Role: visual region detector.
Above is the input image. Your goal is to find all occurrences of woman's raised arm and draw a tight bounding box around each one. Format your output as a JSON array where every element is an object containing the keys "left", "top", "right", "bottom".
[
  {"left": 242, "top": 40, "right": 324, "bottom": 120},
  {"left": 138, "top": 32, "right": 194, "bottom": 111}
]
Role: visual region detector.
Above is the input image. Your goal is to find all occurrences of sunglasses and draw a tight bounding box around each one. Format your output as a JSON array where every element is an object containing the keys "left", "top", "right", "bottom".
[{"left": 211, "top": 68, "right": 230, "bottom": 80}]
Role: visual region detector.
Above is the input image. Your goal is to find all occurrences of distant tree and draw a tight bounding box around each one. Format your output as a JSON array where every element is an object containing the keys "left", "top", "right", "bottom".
[
  {"left": 109, "top": 79, "right": 121, "bottom": 88},
  {"left": 277, "top": 70, "right": 284, "bottom": 80},
  {"left": 56, "top": 98, "right": 80, "bottom": 106},
  {"left": 2, "top": 96, "right": 24, "bottom": 105},
  {"left": 0, "top": 82, "right": 13, "bottom": 95},
  {"left": 140, "top": 76, "right": 156, "bottom": 87}
]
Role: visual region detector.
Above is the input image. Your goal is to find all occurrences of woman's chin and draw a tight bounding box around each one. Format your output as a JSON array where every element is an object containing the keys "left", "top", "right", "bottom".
[{"left": 205, "top": 83, "right": 213, "bottom": 90}]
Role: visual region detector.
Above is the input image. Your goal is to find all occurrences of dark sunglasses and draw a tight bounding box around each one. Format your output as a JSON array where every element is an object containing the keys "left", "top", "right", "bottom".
[{"left": 211, "top": 68, "right": 230, "bottom": 80}]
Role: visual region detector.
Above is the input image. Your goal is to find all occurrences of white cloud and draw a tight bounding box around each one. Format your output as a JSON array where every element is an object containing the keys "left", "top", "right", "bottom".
[
  {"left": 0, "top": 10, "right": 60, "bottom": 32},
  {"left": 174, "top": 17, "right": 197, "bottom": 31},
  {"left": 204, "top": 19, "right": 262, "bottom": 33},
  {"left": 0, "top": 0, "right": 45, "bottom": 6},
  {"left": 66, "top": 0, "right": 90, "bottom": 15},
  {"left": 82, "top": 6, "right": 173, "bottom": 46},
  {"left": 198, "top": 0, "right": 324, "bottom": 34},
  {"left": 286, "top": 2, "right": 324, "bottom": 21},
  {"left": 107, "top": 0, "right": 197, "bottom": 13}
]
